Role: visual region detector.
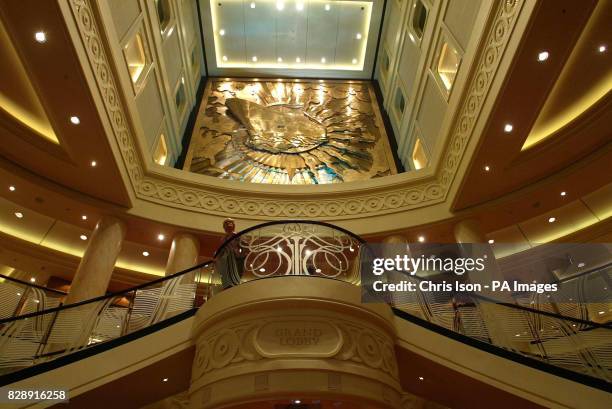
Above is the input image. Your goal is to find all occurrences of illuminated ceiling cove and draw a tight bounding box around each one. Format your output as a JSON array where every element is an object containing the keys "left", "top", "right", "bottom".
[{"left": 205, "top": 0, "right": 375, "bottom": 74}]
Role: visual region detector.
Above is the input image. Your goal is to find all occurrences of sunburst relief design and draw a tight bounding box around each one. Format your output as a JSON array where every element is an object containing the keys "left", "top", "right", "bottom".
[{"left": 184, "top": 79, "right": 396, "bottom": 184}]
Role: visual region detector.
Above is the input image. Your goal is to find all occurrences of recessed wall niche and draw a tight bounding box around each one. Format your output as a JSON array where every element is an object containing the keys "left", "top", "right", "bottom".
[
  {"left": 154, "top": 133, "right": 169, "bottom": 165},
  {"left": 411, "top": 137, "right": 428, "bottom": 170},
  {"left": 155, "top": 0, "right": 172, "bottom": 33},
  {"left": 436, "top": 38, "right": 461, "bottom": 93},
  {"left": 123, "top": 29, "right": 150, "bottom": 86},
  {"left": 411, "top": 0, "right": 428, "bottom": 40}
]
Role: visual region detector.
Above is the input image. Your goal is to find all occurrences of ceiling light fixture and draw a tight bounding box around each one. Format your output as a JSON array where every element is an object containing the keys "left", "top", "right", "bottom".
[
  {"left": 325, "top": 4, "right": 330, "bottom": 11},
  {"left": 296, "top": 57, "right": 301, "bottom": 63},
  {"left": 503, "top": 123, "right": 513, "bottom": 133},
  {"left": 157, "top": 233, "right": 165, "bottom": 241},
  {"left": 356, "top": 33, "right": 362, "bottom": 40},
  {"left": 296, "top": 2, "right": 304, "bottom": 11},
  {"left": 483, "top": 165, "right": 490, "bottom": 172},
  {"left": 560, "top": 191, "right": 566, "bottom": 197},
  {"left": 252, "top": 56, "right": 258, "bottom": 62},
  {"left": 537, "top": 51, "right": 549, "bottom": 62},
  {"left": 418, "top": 376, "right": 424, "bottom": 381},
  {"left": 15, "top": 212, "right": 23, "bottom": 219},
  {"left": 81, "top": 215, "right": 87, "bottom": 220},
  {"left": 294, "top": 400, "right": 302, "bottom": 404},
  {"left": 277, "top": 57, "right": 283, "bottom": 62},
  {"left": 34, "top": 31, "right": 47, "bottom": 43},
  {"left": 598, "top": 44, "right": 607, "bottom": 53},
  {"left": 320, "top": 57, "right": 326, "bottom": 63},
  {"left": 80, "top": 234, "right": 88, "bottom": 241},
  {"left": 352, "top": 58, "right": 358, "bottom": 64},
  {"left": 142, "top": 251, "right": 150, "bottom": 257},
  {"left": 90, "top": 160, "right": 97, "bottom": 167},
  {"left": 548, "top": 217, "right": 556, "bottom": 223},
  {"left": 276, "top": 1, "right": 284, "bottom": 11},
  {"left": 577, "top": 262, "right": 585, "bottom": 268},
  {"left": 219, "top": 29, "right": 225, "bottom": 36},
  {"left": 250, "top": 2, "right": 256, "bottom": 8},
  {"left": 418, "top": 235, "right": 425, "bottom": 243},
  {"left": 70, "top": 116, "right": 80, "bottom": 125},
  {"left": 488, "top": 239, "right": 495, "bottom": 244},
  {"left": 162, "top": 378, "right": 168, "bottom": 382},
  {"left": 222, "top": 55, "right": 228, "bottom": 61},
  {"left": 30, "top": 277, "right": 36, "bottom": 283},
  {"left": 9, "top": 185, "right": 16, "bottom": 192},
  {"left": 259, "top": 267, "right": 266, "bottom": 272}
]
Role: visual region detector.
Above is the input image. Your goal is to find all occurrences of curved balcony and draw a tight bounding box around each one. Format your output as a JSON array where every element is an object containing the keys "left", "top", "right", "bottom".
[{"left": 0, "top": 221, "right": 610, "bottom": 396}]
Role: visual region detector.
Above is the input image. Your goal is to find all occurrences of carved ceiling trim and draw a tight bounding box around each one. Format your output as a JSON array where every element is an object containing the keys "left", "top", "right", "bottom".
[{"left": 67, "top": 0, "right": 523, "bottom": 221}]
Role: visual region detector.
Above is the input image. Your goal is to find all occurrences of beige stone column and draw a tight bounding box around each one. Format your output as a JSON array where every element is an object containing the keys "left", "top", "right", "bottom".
[
  {"left": 64, "top": 216, "right": 126, "bottom": 305},
  {"left": 164, "top": 233, "right": 200, "bottom": 276}
]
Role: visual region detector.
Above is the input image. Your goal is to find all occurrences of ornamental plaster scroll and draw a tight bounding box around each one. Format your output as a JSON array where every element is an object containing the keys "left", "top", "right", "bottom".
[
  {"left": 191, "top": 318, "right": 399, "bottom": 383},
  {"left": 68, "top": 0, "right": 522, "bottom": 220}
]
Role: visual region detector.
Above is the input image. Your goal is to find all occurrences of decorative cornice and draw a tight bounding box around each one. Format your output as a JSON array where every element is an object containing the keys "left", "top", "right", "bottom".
[{"left": 68, "top": 0, "right": 523, "bottom": 221}]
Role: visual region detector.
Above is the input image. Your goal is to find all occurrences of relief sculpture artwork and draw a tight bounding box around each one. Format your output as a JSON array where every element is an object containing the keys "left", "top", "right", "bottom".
[{"left": 184, "top": 79, "right": 397, "bottom": 184}]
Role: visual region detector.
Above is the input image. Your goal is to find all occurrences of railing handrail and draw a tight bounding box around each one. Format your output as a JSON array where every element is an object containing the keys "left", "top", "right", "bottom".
[
  {"left": 0, "top": 260, "right": 213, "bottom": 325},
  {"left": 401, "top": 272, "right": 612, "bottom": 329},
  {"left": 213, "top": 219, "right": 367, "bottom": 257},
  {"left": 0, "top": 273, "right": 68, "bottom": 295}
]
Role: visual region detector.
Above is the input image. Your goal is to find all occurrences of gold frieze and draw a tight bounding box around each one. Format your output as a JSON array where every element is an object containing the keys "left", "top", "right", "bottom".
[{"left": 184, "top": 78, "right": 397, "bottom": 184}]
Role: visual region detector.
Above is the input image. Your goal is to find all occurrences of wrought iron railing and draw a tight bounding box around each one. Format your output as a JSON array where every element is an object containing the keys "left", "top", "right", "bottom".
[
  {"left": 212, "top": 220, "right": 364, "bottom": 290},
  {"left": 0, "top": 262, "right": 214, "bottom": 377},
  {"left": 0, "top": 274, "right": 67, "bottom": 319}
]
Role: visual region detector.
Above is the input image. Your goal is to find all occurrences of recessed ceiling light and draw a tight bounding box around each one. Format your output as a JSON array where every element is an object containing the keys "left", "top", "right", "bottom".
[
  {"left": 219, "top": 29, "right": 225, "bottom": 36},
  {"left": 157, "top": 233, "right": 165, "bottom": 241},
  {"left": 483, "top": 165, "right": 491, "bottom": 172},
  {"left": 296, "top": 2, "right": 304, "bottom": 11},
  {"left": 294, "top": 400, "right": 301, "bottom": 404},
  {"left": 320, "top": 57, "right": 326, "bottom": 63},
  {"left": 9, "top": 185, "right": 15, "bottom": 192},
  {"left": 250, "top": 2, "right": 255, "bottom": 8},
  {"left": 418, "top": 376, "right": 424, "bottom": 381},
  {"left": 418, "top": 235, "right": 425, "bottom": 243},
  {"left": 548, "top": 217, "right": 556, "bottom": 223},
  {"left": 277, "top": 57, "right": 283, "bottom": 62},
  {"left": 34, "top": 31, "right": 46, "bottom": 43},
  {"left": 90, "top": 160, "right": 97, "bottom": 167},
  {"left": 142, "top": 251, "right": 150, "bottom": 257},
  {"left": 325, "top": 4, "right": 330, "bottom": 11},
  {"left": 560, "top": 191, "right": 566, "bottom": 197},
  {"left": 252, "top": 56, "right": 258, "bottom": 62},
  {"left": 34, "top": 299, "right": 40, "bottom": 303},
  {"left": 488, "top": 239, "right": 495, "bottom": 244},
  {"left": 15, "top": 212, "right": 23, "bottom": 219},
  {"left": 30, "top": 277, "right": 36, "bottom": 283},
  {"left": 81, "top": 215, "right": 87, "bottom": 220},
  {"left": 598, "top": 311, "right": 605, "bottom": 315},
  {"left": 537, "top": 51, "right": 549, "bottom": 62},
  {"left": 80, "top": 234, "right": 88, "bottom": 241},
  {"left": 70, "top": 116, "right": 80, "bottom": 125},
  {"left": 356, "top": 33, "right": 362, "bottom": 40},
  {"left": 162, "top": 378, "right": 168, "bottom": 382},
  {"left": 276, "top": 1, "right": 284, "bottom": 10},
  {"left": 259, "top": 267, "right": 266, "bottom": 272},
  {"left": 503, "top": 123, "right": 513, "bottom": 133},
  {"left": 296, "top": 57, "right": 301, "bottom": 63},
  {"left": 222, "top": 55, "right": 228, "bottom": 61},
  {"left": 577, "top": 262, "right": 585, "bottom": 268},
  {"left": 598, "top": 44, "right": 607, "bottom": 53},
  {"left": 352, "top": 58, "right": 358, "bottom": 64}
]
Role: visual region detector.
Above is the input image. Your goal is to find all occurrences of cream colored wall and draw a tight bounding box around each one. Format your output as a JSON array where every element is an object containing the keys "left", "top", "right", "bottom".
[
  {"left": 375, "top": 0, "right": 484, "bottom": 170},
  {"left": 103, "top": 0, "right": 204, "bottom": 167}
]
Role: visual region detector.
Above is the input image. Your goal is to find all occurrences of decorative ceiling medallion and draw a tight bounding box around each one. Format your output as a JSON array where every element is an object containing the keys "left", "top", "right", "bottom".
[{"left": 184, "top": 79, "right": 397, "bottom": 184}]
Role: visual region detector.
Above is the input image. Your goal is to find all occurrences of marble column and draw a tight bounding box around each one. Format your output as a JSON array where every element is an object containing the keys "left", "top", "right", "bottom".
[
  {"left": 164, "top": 233, "right": 201, "bottom": 276},
  {"left": 64, "top": 216, "right": 126, "bottom": 305}
]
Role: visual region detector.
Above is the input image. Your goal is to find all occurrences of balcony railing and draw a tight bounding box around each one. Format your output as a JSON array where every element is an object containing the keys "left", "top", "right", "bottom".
[
  {"left": 0, "top": 274, "right": 67, "bottom": 319},
  {"left": 0, "top": 221, "right": 609, "bottom": 390},
  {"left": 0, "top": 262, "right": 214, "bottom": 377}
]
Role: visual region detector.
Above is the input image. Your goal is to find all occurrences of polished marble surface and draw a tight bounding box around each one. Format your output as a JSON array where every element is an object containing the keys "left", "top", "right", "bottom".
[{"left": 184, "top": 79, "right": 396, "bottom": 184}]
